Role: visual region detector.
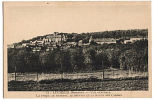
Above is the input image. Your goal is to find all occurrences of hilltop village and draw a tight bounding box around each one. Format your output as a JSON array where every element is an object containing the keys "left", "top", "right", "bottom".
[{"left": 8, "top": 30, "right": 147, "bottom": 52}]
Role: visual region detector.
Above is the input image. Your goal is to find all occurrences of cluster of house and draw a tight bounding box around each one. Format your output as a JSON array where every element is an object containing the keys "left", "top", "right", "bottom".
[
  {"left": 94, "top": 37, "right": 147, "bottom": 45},
  {"left": 8, "top": 32, "right": 68, "bottom": 52},
  {"left": 7, "top": 32, "right": 147, "bottom": 52}
]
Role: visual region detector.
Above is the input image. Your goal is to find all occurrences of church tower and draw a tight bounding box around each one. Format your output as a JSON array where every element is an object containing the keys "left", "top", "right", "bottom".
[{"left": 89, "top": 36, "right": 93, "bottom": 43}]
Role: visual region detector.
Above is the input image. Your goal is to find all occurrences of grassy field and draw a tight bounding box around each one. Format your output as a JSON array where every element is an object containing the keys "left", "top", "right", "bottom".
[{"left": 8, "top": 77, "right": 148, "bottom": 91}]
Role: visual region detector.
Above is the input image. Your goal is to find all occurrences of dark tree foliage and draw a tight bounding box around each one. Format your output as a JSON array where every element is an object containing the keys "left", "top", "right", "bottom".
[
  {"left": 91, "top": 29, "right": 147, "bottom": 39},
  {"left": 70, "top": 48, "right": 85, "bottom": 72},
  {"left": 61, "top": 50, "right": 72, "bottom": 72},
  {"left": 8, "top": 48, "right": 41, "bottom": 73},
  {"left": 119, "top": 39, "right": 148, "bottom": 72},
  {"left": 94, "top": 53, "right": 110, "bottom": 70},
  {"left": 111, "top": 52, "right": 120, "bottom": 69},
  {"left": 88, "top": 49, "right": 96, "bottom": 70}
]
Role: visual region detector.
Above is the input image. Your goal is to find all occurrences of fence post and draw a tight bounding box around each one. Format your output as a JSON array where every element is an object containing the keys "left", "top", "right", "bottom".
[
  {"left": 102, "top": 60, "right": 105, "bottom": 79},
  {"left": 103, "top": 69, "right": 105, "bottom": 79},
  {"left": 113, "top": 69, "right": 114, "bottom": 78},
  {"left": 15, "top": 65, "right": 16, "bottom": 81},
  {"left": 37, "top": 72, "right": 39, "bottom": 82}
]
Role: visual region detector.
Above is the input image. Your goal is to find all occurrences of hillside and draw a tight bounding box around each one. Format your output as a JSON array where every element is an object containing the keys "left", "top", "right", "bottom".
[{"left": 16, "top": 29, "right": 148, "bottom": 44}]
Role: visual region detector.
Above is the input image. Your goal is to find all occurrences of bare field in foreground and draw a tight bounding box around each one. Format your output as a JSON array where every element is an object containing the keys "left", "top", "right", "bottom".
[{"left": 8, "top": 77, "right": 148, "bottom": 91}]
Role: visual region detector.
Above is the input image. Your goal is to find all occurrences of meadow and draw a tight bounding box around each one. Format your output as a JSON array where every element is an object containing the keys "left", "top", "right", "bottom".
[{"left": 8, "top": 77, "right": 148, "bottom": 91}]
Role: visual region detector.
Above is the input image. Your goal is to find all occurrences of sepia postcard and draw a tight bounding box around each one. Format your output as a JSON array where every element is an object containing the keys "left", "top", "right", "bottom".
[{"left": 3, "top": 1, "right": 152, "bottom": 98}]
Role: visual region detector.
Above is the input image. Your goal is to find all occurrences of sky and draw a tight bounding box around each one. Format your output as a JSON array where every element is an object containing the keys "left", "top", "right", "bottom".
[{"left": 4, "top": 2, "right": 151, "bottom": 44}]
